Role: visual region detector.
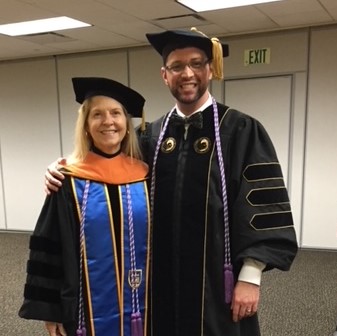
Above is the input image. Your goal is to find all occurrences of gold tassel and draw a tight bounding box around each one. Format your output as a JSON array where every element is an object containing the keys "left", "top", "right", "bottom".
[{"left": 190, "top": 27, "right": 224, "bottom": 80}]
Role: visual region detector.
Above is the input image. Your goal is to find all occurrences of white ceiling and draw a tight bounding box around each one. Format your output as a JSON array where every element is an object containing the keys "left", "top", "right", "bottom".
[{"left": 0, "top": 0, "right": 336, "bottom": 61}]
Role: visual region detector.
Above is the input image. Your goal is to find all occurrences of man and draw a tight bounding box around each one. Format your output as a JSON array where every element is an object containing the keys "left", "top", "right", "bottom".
[{"left": 45, "top": 28, "right": 298, "bottom": 336}]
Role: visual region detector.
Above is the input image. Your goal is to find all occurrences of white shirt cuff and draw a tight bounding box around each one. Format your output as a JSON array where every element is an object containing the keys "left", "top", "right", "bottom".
[{"left": 238, "top": 258, "right": 266, "bottom": 286}]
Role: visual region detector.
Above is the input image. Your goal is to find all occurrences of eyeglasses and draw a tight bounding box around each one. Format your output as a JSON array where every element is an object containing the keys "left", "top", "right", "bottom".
[{"left": 165, "top": 59, "right": 210, "bottom": 74}]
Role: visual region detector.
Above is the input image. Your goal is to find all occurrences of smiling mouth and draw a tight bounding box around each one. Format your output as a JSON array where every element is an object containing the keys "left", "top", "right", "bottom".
[
  {"left": 101, "top": 130, "right": 117, "bottom": 134},
  {"left": 180, "top": 83, "right": 196, "bottom": 89}
]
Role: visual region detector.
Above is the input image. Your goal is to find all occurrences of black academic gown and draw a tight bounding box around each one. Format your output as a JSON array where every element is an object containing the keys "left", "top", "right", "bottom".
[
  {"left": 19, "top": 152, "right": 151, "bottom": 336},
  {"left": 141, "top": 103, "right": 298, "bottom": 336}
]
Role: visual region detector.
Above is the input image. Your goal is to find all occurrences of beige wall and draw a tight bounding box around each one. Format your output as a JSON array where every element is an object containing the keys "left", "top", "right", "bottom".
[
  {"left": 0, "top": 25, "right": 336, "bottom": 250},
  {"left": 302, "top": 26, "right": 337, "bottom": 249}
]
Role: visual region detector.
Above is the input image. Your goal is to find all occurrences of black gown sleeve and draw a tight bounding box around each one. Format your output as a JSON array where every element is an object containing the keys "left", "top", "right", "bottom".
[
  {"left": 18, "top": 177, "right": 79, "bottom": 324},
  {"left": 226, "top": 111, "right": 298, "bottom": 272}
]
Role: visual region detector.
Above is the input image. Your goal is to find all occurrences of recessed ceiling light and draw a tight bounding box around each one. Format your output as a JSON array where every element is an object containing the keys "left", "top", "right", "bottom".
[
  {"left": 0, "top": 16, "right": 91, "bottom": 36},
  {"left": 176, "top": 0, "right": 283, "bottom": 12}
]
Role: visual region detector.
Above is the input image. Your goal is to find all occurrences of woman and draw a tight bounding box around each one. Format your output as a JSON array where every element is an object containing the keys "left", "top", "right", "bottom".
[{"left": 19, "top": 77, "right": 150, "bottom": 336}]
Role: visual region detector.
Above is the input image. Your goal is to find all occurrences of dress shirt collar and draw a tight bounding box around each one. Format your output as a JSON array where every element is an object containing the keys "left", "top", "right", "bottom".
[{"left": 174, "top": 92, "right": 212, "bottom": 118}]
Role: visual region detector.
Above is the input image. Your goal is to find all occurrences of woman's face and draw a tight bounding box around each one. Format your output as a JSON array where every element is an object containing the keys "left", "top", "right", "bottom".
[{"left": 86, "top": 96, "right": 127, "bottom": 154}]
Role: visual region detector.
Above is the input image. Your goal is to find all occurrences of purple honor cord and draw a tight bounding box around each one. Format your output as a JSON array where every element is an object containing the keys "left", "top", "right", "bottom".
[
  {"left": 126, "top": 185, "right": 143, "bottom": 336},
  {"left": 131, "top": 311, "right": 143, "bottom": 336},
  {"left": 212, "top": 97, "right": 234, "bottom": 303},
  {"left": 76, "top": 327, "right": 87, "bottom": 336}
]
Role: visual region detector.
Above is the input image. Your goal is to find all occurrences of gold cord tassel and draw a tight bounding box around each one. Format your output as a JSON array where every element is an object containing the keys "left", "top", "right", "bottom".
[
  {"left": 210, "top": 37, "right": 224, "bottom": 80},
  {"left": 190, "top": 27, "right": 224, "bottom": 80}
]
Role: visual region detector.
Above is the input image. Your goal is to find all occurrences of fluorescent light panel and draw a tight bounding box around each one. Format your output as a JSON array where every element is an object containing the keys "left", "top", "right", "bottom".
[
  {"left": 0, "top": 16, "right": 91, "bottom": 36},
  {"left": 176, "top": 0, "right": 283, "bottom": 12}
]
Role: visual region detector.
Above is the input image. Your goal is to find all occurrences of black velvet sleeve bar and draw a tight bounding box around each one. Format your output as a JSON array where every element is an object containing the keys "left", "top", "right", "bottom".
[{"left": 18, "top": 177, "right": 79, "bottom": 325}]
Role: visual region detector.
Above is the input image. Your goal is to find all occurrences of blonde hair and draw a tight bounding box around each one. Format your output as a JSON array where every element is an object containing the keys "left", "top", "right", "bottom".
[{"left": 68, "top": 97, "right": 143, "bottom": 164}]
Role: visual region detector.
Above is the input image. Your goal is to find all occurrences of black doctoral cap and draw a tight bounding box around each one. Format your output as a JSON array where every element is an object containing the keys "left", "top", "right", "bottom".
[
  {"left": 146, "top": 27, "right": 229, "bottom": 80},
  {"left": 72, "top": 77, "right": 145, "bottom": 118}
]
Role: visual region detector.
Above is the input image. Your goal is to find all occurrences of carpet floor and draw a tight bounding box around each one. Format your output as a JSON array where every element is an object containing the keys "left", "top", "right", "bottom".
[{"left": 1, "top": 232, "right": 336, "bottom": 336}]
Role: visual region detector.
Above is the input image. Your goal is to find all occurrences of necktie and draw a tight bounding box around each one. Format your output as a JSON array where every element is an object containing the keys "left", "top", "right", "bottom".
[{"left": 170, "top": 111, "right": 203, "bottom": 129}]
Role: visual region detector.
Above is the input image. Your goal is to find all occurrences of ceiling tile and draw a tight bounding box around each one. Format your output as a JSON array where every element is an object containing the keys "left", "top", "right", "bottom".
[
  {"left": 0, "top": 0, "right": 56, "bottom": 23},
  {"left": 98, "top": 0, "right": 191, "bottom": 20},
  {"left": 202, "top": 7, "right": 279, "bottom": 33},
  {"left": 316, "top": 0, "right": 337, "bottom": 19},
  {"left": 258, "top": 0, "right": 333, "bottom": 27},
  {"left": 153, "top": 14, "right": 207, "bottom": 30}
]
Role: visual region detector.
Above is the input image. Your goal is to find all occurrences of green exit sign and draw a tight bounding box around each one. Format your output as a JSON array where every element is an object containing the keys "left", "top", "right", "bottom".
[{"left": 244, "top": 48, "right": 271, "bottom": 66}]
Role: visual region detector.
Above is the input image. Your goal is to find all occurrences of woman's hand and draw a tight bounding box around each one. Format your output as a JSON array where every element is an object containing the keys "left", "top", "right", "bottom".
[
  {"left": 44, "top": 158, "right": 66, "bottom": 195},
  {"left": 45, "top": 321, "right": 67, "bottom": 336}
]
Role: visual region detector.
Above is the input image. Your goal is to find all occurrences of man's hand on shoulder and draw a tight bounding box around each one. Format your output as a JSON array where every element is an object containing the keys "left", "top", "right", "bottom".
[{"left": 44, "top": 157, "right": 66, "bottom": 195}]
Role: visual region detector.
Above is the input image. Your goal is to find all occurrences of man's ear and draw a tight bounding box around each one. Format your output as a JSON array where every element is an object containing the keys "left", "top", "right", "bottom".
[
  {"left": 209, "top": 64, "right": 214, "bottom": 81},
  {"left": 161, "top": 67, "right": 169, "bottom": 85}
]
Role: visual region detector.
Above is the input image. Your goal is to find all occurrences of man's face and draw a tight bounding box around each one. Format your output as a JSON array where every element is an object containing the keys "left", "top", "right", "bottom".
[{"left": 161, "top": 47, "right": 213, "bottom": 109}]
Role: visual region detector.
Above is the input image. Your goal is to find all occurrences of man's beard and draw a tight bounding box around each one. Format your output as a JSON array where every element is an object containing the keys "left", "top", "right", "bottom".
[{"left": 169, "top": 82, "right": 208, "bottom": 105}]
